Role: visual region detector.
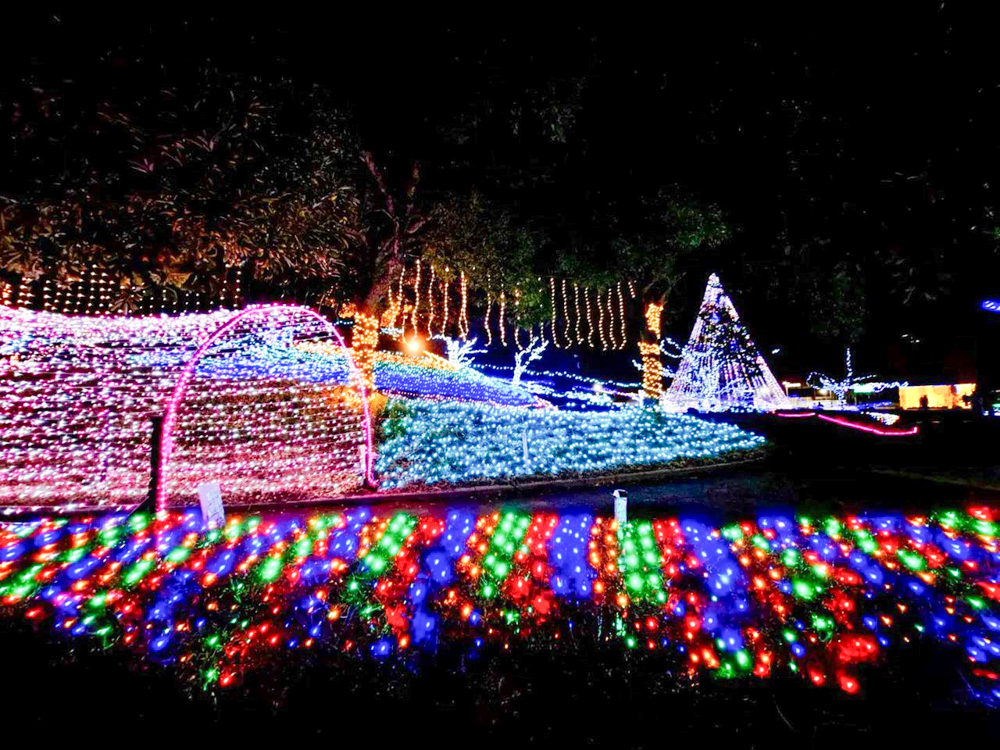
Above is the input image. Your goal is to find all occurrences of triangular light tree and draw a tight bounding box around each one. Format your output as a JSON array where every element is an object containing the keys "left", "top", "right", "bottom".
[{"left": 663, "top": 273, "right": 790, "bottom": 412}]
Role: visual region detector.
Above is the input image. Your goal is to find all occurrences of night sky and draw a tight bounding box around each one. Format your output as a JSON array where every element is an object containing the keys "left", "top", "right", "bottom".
[{"left": 5, "top": 6, "right": 1000, "bottom": 382}]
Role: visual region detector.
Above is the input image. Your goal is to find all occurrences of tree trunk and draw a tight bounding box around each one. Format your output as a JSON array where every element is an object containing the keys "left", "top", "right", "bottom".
[
  {"left": 352, "top": 257, "right": 404, "bottom": 394},
  {"left": 639, "top": 297, "right": 666, "bottom": 401},
  {"left": 352, "top": 308, "right": 380, "bottom": 393},
  {"left": 352, "top": 154, "right": 422, "bottom": 396}
]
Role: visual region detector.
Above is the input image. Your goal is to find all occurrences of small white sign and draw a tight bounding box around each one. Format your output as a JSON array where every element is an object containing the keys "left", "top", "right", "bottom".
[
  {"left": 613, "top": 489, "right": 628, "bottom": 527},
  {"left": 198, "top": 481, "right": 225, "bottom": 530}
]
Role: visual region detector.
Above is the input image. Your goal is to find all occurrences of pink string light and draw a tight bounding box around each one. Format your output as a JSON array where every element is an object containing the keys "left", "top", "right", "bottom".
[
  {"left": 775, "top": 410, "right": 918, "bottom": 436},
  {"left": 815, "top": 413, "right": 918, "bottom": 436},
  {"left": 156, "top": 304, "right": 374, "bottom": 515}
]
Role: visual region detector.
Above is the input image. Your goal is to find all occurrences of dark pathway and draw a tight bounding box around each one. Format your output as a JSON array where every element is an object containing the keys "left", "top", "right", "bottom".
[{"left": 338, "top": 463, "right": 992, "bottom": 523}]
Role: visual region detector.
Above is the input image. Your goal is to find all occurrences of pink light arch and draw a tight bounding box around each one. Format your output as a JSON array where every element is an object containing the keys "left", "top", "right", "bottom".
[{"left": 154, "top": 304, "right": 374, "bottom": 514}]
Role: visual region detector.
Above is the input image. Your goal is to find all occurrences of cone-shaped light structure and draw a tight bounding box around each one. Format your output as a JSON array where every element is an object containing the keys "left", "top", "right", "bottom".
[{"left": 663, "top": 273, "right": 790, "bottom": 412}]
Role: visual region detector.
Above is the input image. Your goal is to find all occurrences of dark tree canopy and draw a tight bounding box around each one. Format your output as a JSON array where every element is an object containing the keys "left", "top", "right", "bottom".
[
  {"left": 1, "top": 61, "right": 364, "bottom": 310},
  {"left": 3, "top": 8, "right": 1000, "bottom": 375}
]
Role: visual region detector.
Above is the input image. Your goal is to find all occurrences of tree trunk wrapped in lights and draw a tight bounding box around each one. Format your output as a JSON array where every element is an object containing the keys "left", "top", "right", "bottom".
[
  {"left": 640, "top": 300, "right": 665, "bottom": 400},
  {"left": 351, "top": 310, "right": 381, "bottom": 393}
]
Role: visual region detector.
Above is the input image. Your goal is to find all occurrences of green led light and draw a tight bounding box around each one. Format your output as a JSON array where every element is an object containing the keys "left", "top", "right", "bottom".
[
  {"left": 792, "top": 579, "right": 815, "bottom": 600},
  {"left": 260, "top": 557, "right": 283, "bottom": 581}
]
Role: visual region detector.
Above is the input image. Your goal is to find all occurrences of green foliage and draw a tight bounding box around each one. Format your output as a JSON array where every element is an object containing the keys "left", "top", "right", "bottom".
[
  {"left": 423, "top": 191, "right": 550, "bottom": 324},
  {"left": 423, "top": 192, "right": 538, "bottom": 288},
  {"left": 1, "top": 65, "right": 359, "bottom": 309},
  {"left": 441, "top": 75, "right": 587, "bottom": 155},
  {"left": 377, "top": 398, "right": 414, "bottom": 443},
  {"left": 663, "top": 199, "right": 732, "bottom": 252},
  {"left": 564, "top": 189, "right": 732, "bottom": 299},
  {"left": 810, "top": 261, "right": 867, "bottom": 344}
]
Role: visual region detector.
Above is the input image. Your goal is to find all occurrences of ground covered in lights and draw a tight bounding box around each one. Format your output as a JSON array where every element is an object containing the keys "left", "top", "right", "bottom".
[
  {"left": 2, "top": 493, "right": 1000, "bottom": 741},
  {"left": 375, "top": 400, "right": 767, "bottom": 489}
]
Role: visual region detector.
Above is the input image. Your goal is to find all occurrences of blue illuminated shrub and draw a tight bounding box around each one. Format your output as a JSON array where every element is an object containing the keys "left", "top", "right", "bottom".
[{"left": 375, "top": 399, "right": 766, "bottom": 489}]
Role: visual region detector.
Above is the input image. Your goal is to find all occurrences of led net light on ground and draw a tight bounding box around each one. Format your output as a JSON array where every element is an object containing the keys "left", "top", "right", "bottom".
[
  {"left": 375, "top": 398, "right": 766, "bottom": 489},
  {"left": 0, "top": 306, "right": 370, "bottom": 511},
  {"left": 1, "top": 505, "right": 998, "bottom": 706}
]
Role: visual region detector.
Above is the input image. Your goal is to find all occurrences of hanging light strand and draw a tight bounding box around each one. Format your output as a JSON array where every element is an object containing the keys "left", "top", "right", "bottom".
[
  {"left": 441, "top": 272, "right": 450, "bottom": 338},
  {"left": 426, "top": 266, "right": 437, "bottom": 338},
  {"left": 617, "top": 282, "right": 627, "bottom": 350},
  {"left": 459, "top": 271, "right": 469, "bottom": 340},
  {"left": 608, "top": 288, "right": 620, "bottom": 349},
  {"left": 484, "top": 290, "right": 493, "bottom": 347},
  {"left": 585, "top": 287, "right": 596, "bottom": 348},
  {"left": 513, "top": 289, "right": 523, "bottom": 351},
  {"left": 549, "top": 278, "right": 563, "bottom": 349},
  {"left": 498, "top": 291, "right": 508, "bottom": 347},
  {"left": 597, "top": 288, "right": 609, "bottom": 350},
  {"left": 410, "top": 261, "right": 422, "bottom": 340},
  {"left": 561, "top": 279, "right": 573, "bottom": 347},
  {"left": 573, "top": 283, "right": 583, "bottom": 346}
]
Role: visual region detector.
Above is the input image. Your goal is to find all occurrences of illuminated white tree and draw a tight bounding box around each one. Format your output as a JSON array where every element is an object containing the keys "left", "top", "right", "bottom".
[
  {"left": 808, "top": 347, "right": 906, "bottom": 403},
  {"left": 511, "top": 336, "right": 549, "bottom": 386},
  {"left": 663, "top": 273, "right": 789, "bottom": 412},
  {"left": 433, "top": 335, "right": 486, "bottom": 369},
  {"left": 808, "top": 347, "right": 859, "bottom": 401}
]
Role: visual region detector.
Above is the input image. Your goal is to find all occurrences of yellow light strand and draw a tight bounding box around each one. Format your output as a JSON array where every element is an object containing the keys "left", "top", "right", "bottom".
[
  {"left": 427, "top": 265, "right": 437, "bottom": 338},
  {"left": 484, "top": 290, "right": 493, "bottom": 346},
  {"left": 514, "top": 288, "right": 523, "bottom": 350},
  {"left": 640, "top": 300, "right": 664, "bottom": 399},
  {"left": 395, "top": 267, "right": 406, "bottom": 329},
  {"left": 459, "top": 271, "right": 469, "bottom": 340},
  {"left": 410, "top": 260, "right": 422, "bottom": 339},
  {"left": 498, "top": 291, "right": 508, "bottom": 347},
  {"left": 549, "top": 278, "right": 562, "bottom": 349},
  {"left": 608, "top": 288, "right": 616, "bottom": 349},
  {"left": 644, "top": 301, "right": 664, "bottom": 333},
  {"left": 595, "top": 287, "right": 603, "bottom": 348},
  {"left": 585, "top": 287, "right": 596, "bottom": 348},
  {"left": 441, "top": 272, "right": 450, "bottom": 338},
  {"left": 561, "top": 279, "right": 572, "bottom": 347},
  {"left": 573, "top": 283, "right": 583, "bottom": 346},
  {"left": 639, "top": 341, "right": 663, "bottom": 399},
  {"left": 601, "top": 288, "right": 611, "bottom": 350},
  {"left": 353, "top": 311, "right": 381, "bottom": 392},
  {"left": 596, "top": 288, "right": 609, "bottom": 350},
  {"left": 382, "top": 277, "right": 398, "bottom": 329},
  {"left": 609, "top": 287, "right": 621, "bottom": 349},
  {"left": 601, "top": 287, "right": 618, "bottom": 349},
  {"left": 617, "top": 281, "right": 627, "bottom": 350}
]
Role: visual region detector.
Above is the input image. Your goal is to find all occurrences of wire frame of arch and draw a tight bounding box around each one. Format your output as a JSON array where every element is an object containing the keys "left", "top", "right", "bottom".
[{"left": 0, "top": 306, "right": 371, "bottom": 513}]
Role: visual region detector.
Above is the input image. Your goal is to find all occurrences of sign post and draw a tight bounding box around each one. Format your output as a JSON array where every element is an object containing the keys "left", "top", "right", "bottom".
[
  {"left": 198, "top": 481, "right": 225, "bottom": 530},
  {"left": 613, "top": 489, "right": 628, "bottom": 535}
]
